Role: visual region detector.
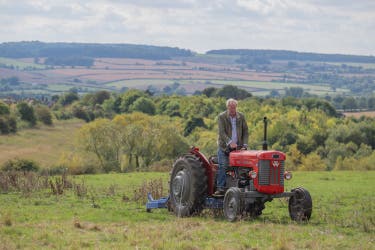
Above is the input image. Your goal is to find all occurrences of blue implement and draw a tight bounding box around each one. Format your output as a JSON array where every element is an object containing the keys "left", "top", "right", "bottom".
[
  {"left": 146, "top": 193, "right": 169, "bottom": 212},
  {"left": 146, "top": 193, "right": 224, "bottom": 212}
]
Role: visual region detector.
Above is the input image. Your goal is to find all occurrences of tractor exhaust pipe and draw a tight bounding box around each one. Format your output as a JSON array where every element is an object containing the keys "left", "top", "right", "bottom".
[{"left": 263, "top": 117, "right": 268, "bottom": 150}]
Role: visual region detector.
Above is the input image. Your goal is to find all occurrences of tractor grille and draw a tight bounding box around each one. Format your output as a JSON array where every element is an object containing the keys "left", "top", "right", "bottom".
[{"left": 259, "top": 160, "right": 284, "bottom": 186}]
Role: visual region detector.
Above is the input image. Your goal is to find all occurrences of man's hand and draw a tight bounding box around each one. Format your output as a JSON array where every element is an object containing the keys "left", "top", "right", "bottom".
[{"left": 229, "top": 142, "right": 237, "bottom": 149}]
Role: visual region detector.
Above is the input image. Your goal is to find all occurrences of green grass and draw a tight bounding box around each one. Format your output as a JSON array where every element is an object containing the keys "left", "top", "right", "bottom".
[
  {"left": 0, "top": 119, "right": 85, "bottom": 168},
  {"left": 0, "top": 171, "right": 373, "bottom": 249},
  {"left": 0, "top": 57, "right": 46, "bottom": 70},
  {"left": 106, "top": 79, "right": 177, "bottom": 89}
]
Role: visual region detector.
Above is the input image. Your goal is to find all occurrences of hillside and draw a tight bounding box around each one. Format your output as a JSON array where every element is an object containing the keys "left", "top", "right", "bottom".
[
  {"left": 0, "top": 41, "right": 374, "bottom": 99},
  {"left": 0, "top": 119, "right": 84, "bottom": 168}
]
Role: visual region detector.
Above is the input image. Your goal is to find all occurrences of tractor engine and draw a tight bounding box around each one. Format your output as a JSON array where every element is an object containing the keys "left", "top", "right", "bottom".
[{"left": 227, "top": 150, "right": 290, "bottom": 194}]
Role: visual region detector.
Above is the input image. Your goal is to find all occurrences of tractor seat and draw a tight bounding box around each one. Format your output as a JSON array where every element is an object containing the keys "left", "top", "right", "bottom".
[{"left": 209, "top": 156, "right": 218, "bottom": 164}]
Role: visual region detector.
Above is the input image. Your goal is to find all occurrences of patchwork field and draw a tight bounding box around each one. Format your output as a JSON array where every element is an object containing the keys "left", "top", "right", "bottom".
[{"left": 0, "top": 56, "right": 354, "bottom": 96}]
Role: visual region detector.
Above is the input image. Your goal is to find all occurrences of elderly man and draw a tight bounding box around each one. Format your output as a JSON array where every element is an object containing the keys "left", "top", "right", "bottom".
[{"left": 214, "top": 98, "right": 249, "bottom": 196}]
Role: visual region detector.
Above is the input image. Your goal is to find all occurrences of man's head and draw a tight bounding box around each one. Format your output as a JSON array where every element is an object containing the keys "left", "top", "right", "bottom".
[{"left": 226, "top": 98, "right": 238, "bottom": 117}]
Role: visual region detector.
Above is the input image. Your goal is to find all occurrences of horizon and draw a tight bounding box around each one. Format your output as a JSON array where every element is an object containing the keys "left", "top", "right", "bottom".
[
  {"left": 1, "top": 40, "right": 374, "bottom": 57},
  {"left": 0, "top": 1, "right": 374, "bottom": 56}
]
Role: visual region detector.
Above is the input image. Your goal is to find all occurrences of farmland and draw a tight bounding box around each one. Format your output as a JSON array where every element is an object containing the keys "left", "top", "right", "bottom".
[
  {"left": 0, "top": 55, "right": 362, "bottom": 97},
  {"left": 0, "top": 171, "right": 373, "bottom": 249}
]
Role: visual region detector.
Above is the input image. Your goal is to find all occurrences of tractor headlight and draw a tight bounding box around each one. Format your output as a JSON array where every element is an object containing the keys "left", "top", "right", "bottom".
[
  {"left": 249, "top": 171, "right": 257, "bottom": 179},
  {"left": 284, "top": 171, "right": 292, "bottom": 180}
]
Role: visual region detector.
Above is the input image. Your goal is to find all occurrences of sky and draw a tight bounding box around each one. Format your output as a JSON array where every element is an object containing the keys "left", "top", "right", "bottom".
[{"left": 0, "top": 0, "right": 374, "bottom": 56}]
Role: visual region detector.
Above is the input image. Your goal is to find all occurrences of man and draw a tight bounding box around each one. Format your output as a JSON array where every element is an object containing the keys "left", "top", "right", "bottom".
[{"left": 214, "top": 98, "right": 249, "bottom": 196}]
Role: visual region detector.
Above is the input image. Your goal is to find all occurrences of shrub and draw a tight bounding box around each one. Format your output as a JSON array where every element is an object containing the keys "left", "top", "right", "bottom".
[
  {"left": 0, "top": 116, "right": 9, "bottom": 134},
  {"left": 2, "top": 158, "right": 40, "bottom": 172},
  {"left": 16, "top": 102, "right": 36, "bottom": 126},
  {"left": 35, "top": 105, "right": 53, "bottom": 125},
  {"left": 0, "top": 101, "right": 10, "bottom": 115}
]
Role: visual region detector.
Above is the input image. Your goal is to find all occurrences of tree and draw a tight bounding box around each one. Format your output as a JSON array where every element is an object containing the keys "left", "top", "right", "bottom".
[
  {"left": 120, "top": 89, "right": 146, "bottom": 112},
  {"left": 202, "top": 87, "right": 218, "bottom": 97},
  {"left": 82, "top": 91, "right": 111, "bottom": 106},
  {"left": 130, "top": 97, "right": 156, "bottom": 115},
  {"left": 368, "top": 96, "right": 375, "bottom": 109},
  {"left": 216, "top": 85, "right": 251, "bottom": 100},
  {"left": 0, "top": 101, "right": 10, "bottom": 115},
  {"left": 59, "top": 92, "right": 79, "bottom": 106},
  {"left": 342, "top": 97, "right": 357, "bottom": 111},
  {"left": 78, "top": 118, "right": 121, "bottom": 172},
  {"left": 35, "top": 105, "right": 53, "bottom": 125},
  {"left": 17, "top": 102, "right": 36, "bottom": 126},
  {"left": 184, "top": 116, "right": 206, "bottom": 136},
  {"left": 285, "top": 87, "right": 304, "bottom": 98}
]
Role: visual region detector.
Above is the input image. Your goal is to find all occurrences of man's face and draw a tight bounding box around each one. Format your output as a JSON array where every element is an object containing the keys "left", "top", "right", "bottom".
[{"left": 227, "top": 102, "right": 237, "bottom": 117}]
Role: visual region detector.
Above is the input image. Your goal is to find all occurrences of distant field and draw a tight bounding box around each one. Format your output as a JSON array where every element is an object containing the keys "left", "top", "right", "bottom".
[
  {"left": 106, "top": 78, "right": 349, "bottom": 96},
  {"left": 343, "top": 111, "right": 375, "bottom": 118},
  {"left": 1, "top": 57, "right": 373, "bottom": 97},
  {"left": 0, "top": 57, "right": 45, "bottom": 70},
  {"left": 0, "top": 171, "right": 373, "bottom": 249},
  {"left": 0, "top": 119, "right": 84, "bottom": 168}
]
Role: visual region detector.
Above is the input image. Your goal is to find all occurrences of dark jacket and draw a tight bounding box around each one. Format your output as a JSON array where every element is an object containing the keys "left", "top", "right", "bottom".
[{"left": 217, "top": 111, "right": 249, "bottom": 151}]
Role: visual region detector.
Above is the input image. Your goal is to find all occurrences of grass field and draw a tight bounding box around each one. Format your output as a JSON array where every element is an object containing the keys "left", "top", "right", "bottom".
[
  {"left": 0, "top": 119, "right": 85, "bottom": 168},
  {"left": 106, "top": 78, "right": 349, "bottom": 96},
  {"left": 0, "top": 171, "right": 373, "bottom": 249},
  {"left": 0, "top": 57, "right": 45, "bottom": 70}
]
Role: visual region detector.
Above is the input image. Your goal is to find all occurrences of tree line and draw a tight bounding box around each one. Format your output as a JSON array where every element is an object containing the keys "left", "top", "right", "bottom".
[
  {"left": 0, "top": 41, "right": 193, "bottom": 60},
  {"left": 1, "top": 87, "right": 374, "bottom": 173},
  {"left": 207, "top": 49, "right": 375, "bottom": 63}
]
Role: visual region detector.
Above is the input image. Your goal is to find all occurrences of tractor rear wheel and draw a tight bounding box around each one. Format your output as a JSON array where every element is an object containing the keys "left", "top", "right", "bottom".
[
  {"left": 289, "top": 187, "right": 312, "bottom": 221},
  {"left": 223, "top": 187, "right": 243, "bottom": 222},
  {"left": 169, "top": 154, "right": 207, "bottom": 217}
]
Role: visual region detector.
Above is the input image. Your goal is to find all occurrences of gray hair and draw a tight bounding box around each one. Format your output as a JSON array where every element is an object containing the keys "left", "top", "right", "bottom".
[{"left": 226, "top": 98, "right": 238, "bottom": 107}]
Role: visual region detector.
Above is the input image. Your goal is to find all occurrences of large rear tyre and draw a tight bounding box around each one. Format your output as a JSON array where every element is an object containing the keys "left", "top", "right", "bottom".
[
  {"left": 223, "top": 187, "right": 243, "bottom": 222},
  {"left": 169, "top": 154, "right": 207, "bottom": 217},
  {"left": 289, "top": 187, "right": 312, "bottom": 221}
]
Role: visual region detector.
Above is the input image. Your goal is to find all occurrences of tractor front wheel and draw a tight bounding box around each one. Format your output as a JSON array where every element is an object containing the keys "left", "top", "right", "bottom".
[
  {"left": 223, "top": 187, "right": 243, "bottom": 222},
  {"left": 169, "top": 154, "right": 207, "bottom": 217},
  {"left": 289, "top": 187, "right": 312, "bottom": 221}
]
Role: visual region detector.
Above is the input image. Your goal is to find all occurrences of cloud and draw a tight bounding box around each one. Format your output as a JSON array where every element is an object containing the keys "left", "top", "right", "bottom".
[{"left": 0, "top": 0, "right": 374, "bottom": 55}]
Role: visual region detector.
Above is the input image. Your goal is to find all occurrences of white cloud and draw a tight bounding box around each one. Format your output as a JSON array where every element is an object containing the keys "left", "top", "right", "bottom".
[{"left": 0, "top": 0, "right": 374, "bottom": 55}]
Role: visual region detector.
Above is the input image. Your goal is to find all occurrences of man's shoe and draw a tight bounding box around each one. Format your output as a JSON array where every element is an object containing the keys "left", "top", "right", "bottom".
[{"left": 213, "top": 189, "right": 225, "bottom": 197}]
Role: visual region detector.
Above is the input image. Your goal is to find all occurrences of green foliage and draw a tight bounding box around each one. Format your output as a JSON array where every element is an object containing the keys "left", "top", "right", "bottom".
[
  {"left": 130, "top": 97, "right": 156, "bottom": 115},
  {"left": 58, "top": 92, "right": 79, "bottom": 106},
  {"left": 119, "top": 89, "right": 147, "bottom": 112},
  {"left": 183, "top": 116, "right": 206, "bottom": 136},
  {"left": 215, "top": 85, "right": 252, "bottom": 100},
  {"left": 285, "top": 87, "right": 304, "bottom": 98},
  {"left": 45, "top": 56, "right": 94, "bottom": 67},
  {"left": 156, "top": 98, "right": 181, "bottom": 117},
  {"left": 16, "top": 102, "right": 36, "bottom": 126},
  {"left": 2, "top": 158, "right": 40, "bottom": 172},
  {"left": 302, "top": 98, "right": 337, "bottom": 117},
  {"left": 78, "top": 113, "right": 188, "bottom": 172},
  {"left": 81, "top": 91, "right": 111, "bottom": 106},
  {"left": 35, "top": 105, "right": 53, "bottom": 125},
  {"left": 0, "top": 101, "right": 10, "bottom": 115},
  {"left": 71, "top": 104, "right": 91, "bottom": 122},
  {"left": 0, "top": 115, "right": 17, "bottom": 134}
]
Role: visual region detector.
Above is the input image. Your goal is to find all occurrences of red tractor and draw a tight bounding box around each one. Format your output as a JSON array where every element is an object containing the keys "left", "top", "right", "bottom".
[{"left": 147, "top": 117, "right": 312, "bottom": 222}]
